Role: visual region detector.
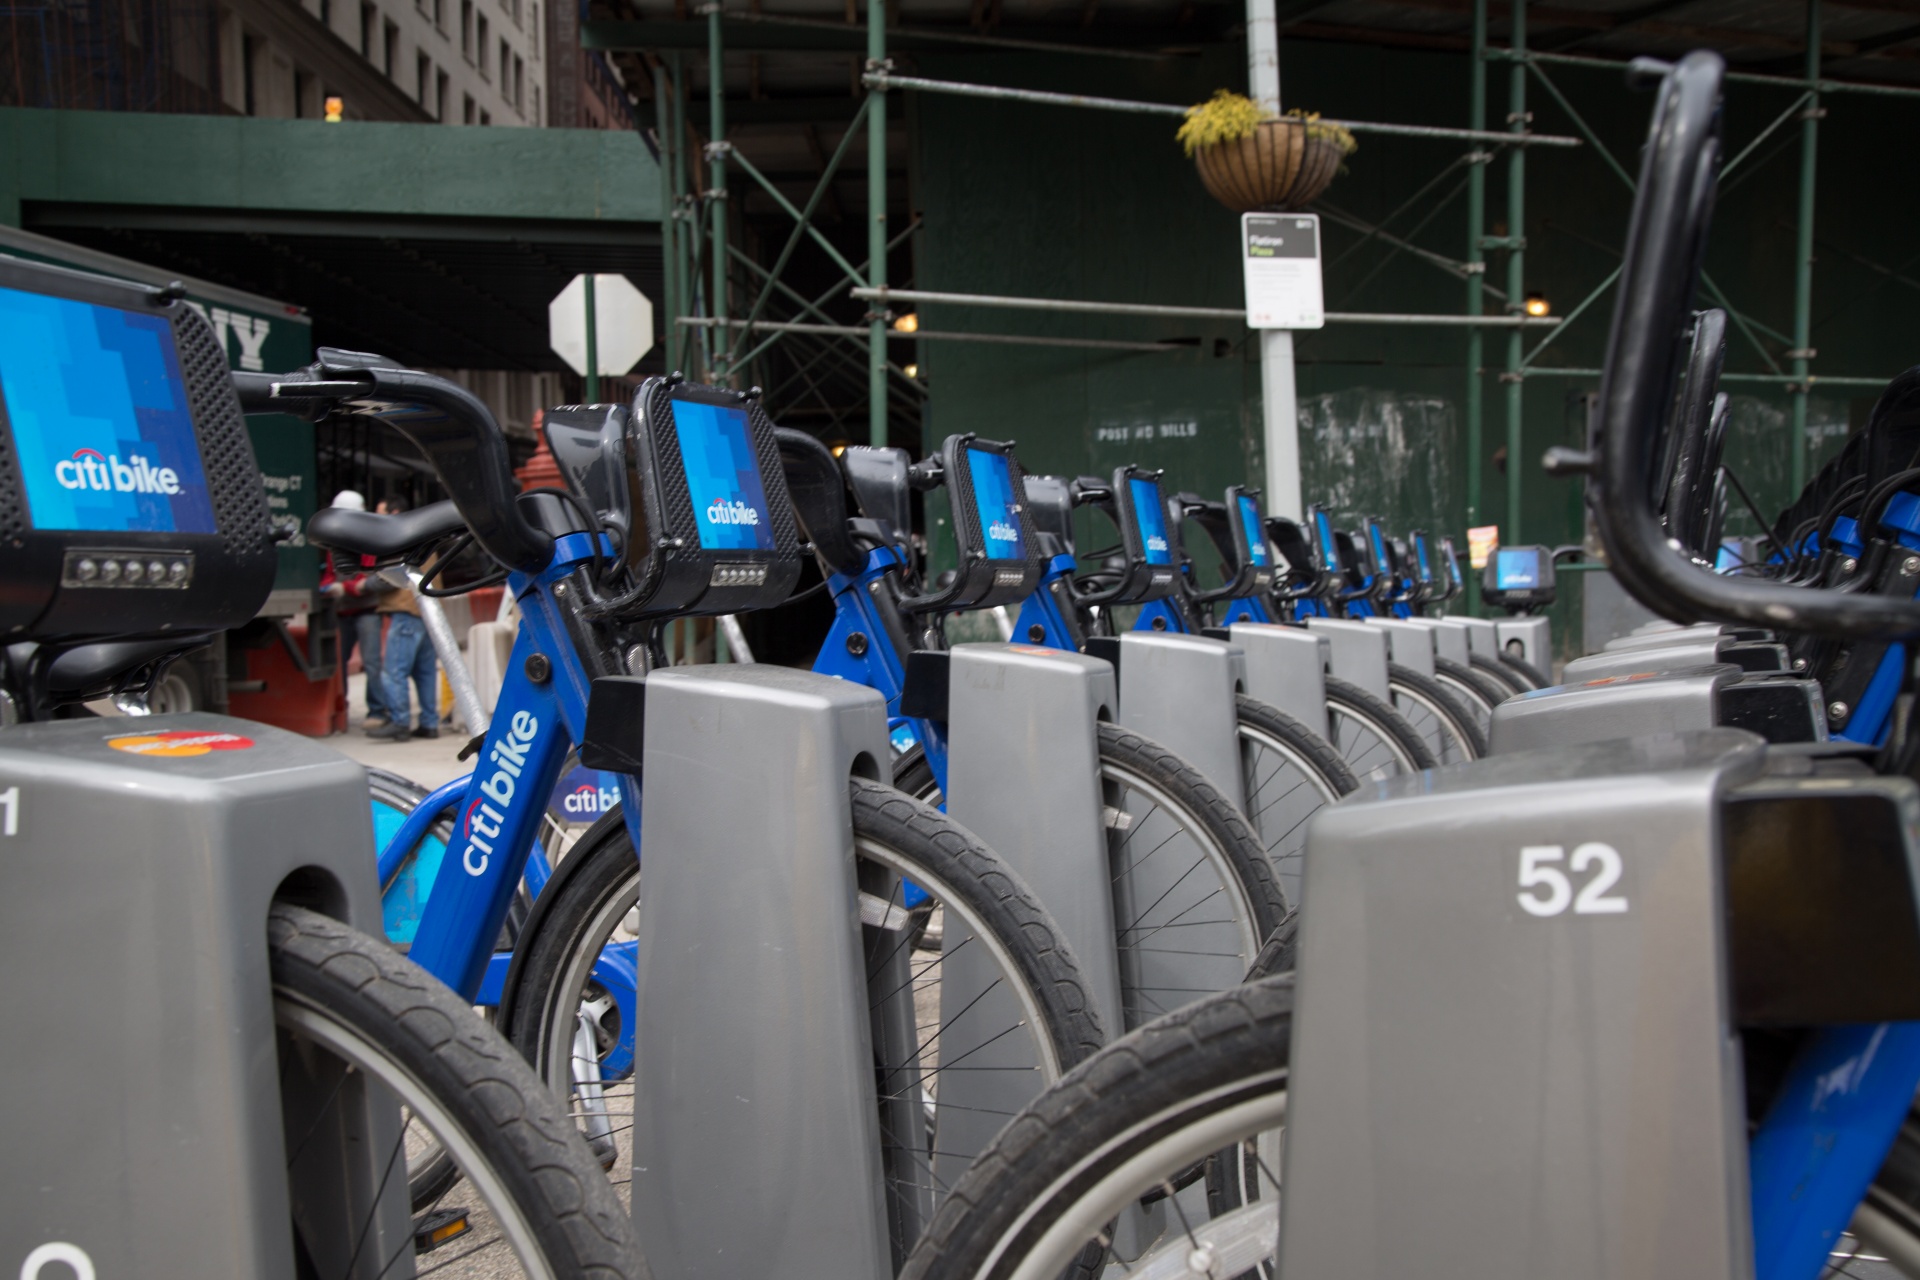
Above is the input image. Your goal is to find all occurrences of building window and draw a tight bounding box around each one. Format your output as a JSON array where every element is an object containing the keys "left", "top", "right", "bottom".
[
  {"left": 462, "top": 93, "right": 474, "bottom": 124},
  {"left": 416, "top": 50, "right": 429, "bottom": 102},
  {"left": 530, "top": 3, "right": 539, "bottom": 58},
  {"left": 476, "top": 15, "right": 490, "bottom": 76},
  {"left": 480, "top": 108, "right": 491, "bottom": 125},
  {"left": 498, "top": 39, "right": 508, "bottom": 93},
  {"left": 512, "top": 53, "right": 523, "bottom": 112},
  {"left": 383, "top": 19, "right": 398, "bottom": 77},
  {"left": 318, "top": 0, "right": 332, "bottom": 28},
  {"left": 532, "top": 83, "right": 540, "bottom": 124},
  {"left": 459, "top": 0, "right": 472, "bottom": 58},
  {"left": 359, "top": 2, "right": 374, "bottom": 55},
  {"left": 243, "top": 35, "right": 261, "bottom": 115},
  {"left": 294, "top": 69, "right": 311, "bottom": 115},
  {"left": 436, "top": 67, "right": 449, "bottom": 119},
  {"left": 433, "top": 0, "right": 445, "bottom": 32}
]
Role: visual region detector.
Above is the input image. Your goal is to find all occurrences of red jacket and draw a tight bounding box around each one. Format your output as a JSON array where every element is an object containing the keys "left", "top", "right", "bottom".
[{"left": 320, "top": 551, "right": 386, "bottom": 615}]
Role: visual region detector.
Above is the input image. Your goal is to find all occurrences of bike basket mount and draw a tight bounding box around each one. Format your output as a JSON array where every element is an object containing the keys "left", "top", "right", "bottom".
[
  {"left": 615, "top": 377, "right": 802, "bottom": 620},
  {"left": 1078, "top": 464, "right": 1183, "bottom": 608},
  {"left": 0, "top": 257, "right": 276, "bottom": 641},
  {"left": 898, "top": 434, "right": 1042, "bottom": 614}
]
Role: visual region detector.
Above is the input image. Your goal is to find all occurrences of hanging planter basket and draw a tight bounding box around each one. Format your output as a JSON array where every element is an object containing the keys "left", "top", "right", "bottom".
[{"left": 1178, "top": 95, "right": 1357, "bottom": 214}]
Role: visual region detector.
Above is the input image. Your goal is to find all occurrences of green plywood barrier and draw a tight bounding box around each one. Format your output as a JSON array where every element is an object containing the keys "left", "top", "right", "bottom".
[{"left": 0, "top": 107, "right": 660, "bottom": 227}]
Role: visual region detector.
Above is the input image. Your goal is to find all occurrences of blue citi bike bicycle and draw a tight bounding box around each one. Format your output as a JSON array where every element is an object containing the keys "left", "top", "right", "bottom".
[
  {"left": 0, "top": 259, "right": 642, "bottom": 1278},
  {"left": 267, "top": 364, "right": 1105, "bottom": 1251}
]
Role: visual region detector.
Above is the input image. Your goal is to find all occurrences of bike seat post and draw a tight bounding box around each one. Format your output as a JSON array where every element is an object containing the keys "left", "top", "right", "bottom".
[
  {"left": 623, "top": 666, "right": 896, "bottom": 1280},
  {"left": 941, "top": 644, "right": 1126, "bottom": 1167},
  {"left": 0, "top": 716, "right": 401, "bottom": 1276}
]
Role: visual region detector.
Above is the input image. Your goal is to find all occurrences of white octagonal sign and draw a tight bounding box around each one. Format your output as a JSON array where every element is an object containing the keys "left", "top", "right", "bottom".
[{"left": 549, "top": 273, "right": 654, "bottom": 376}]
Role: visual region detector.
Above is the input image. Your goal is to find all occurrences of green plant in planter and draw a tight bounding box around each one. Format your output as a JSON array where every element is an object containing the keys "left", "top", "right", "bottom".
[
  {"left": 1176, "top": 91, "right": 1360, "bottom": 157},
  {"left": 1176, "top": 90, "right": 1269, "bottom": 156}
]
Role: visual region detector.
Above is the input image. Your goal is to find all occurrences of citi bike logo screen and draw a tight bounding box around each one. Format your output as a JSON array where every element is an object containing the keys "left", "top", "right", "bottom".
[
  {"left": 1238, "top": 494, "right": 1270, "bottom": 567},
  {"left": 670, "top": 397, "right": 777, "bottom": 552},
  {"left": 0, "top": 285, "right": 217, "bottom": 535},
  {"left": 1130, "top": 477, "right": 1173, "bottom": 565},
  {"left": 967, "top": 447, "right": 1026, "bottom": 561}
]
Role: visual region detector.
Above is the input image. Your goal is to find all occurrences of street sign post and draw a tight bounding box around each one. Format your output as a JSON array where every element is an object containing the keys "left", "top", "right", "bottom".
[{"left": 550, "top": 273, "right": 654, "bottom": 402}]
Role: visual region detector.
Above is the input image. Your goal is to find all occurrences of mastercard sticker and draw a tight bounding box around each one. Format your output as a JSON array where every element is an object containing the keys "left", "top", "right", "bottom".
[{"left": 107, "top": 729, "right": 255, "bottom": 758}]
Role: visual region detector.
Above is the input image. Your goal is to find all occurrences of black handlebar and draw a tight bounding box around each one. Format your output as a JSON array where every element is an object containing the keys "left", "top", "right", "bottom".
[
  {"left": 1587, "top": 52, "right": 1920, "bottom": 639},
  {"left": 239, "top": 350, "right": 553, "bottom": 576}
]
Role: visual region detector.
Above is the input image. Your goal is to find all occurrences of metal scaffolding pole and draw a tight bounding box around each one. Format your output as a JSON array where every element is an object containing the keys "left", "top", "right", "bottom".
[
  {"left": 655, "top": 59, "right": 682, "bottom": 376},
  {"left": 867, "top": 0, "right": 887, "bottom": 446},
  {"left": 1791, "top": 0, "right": 1821, "bottom": 497},
  {"left": 1504, "top": 0, "right": 1527, "bottom": 544},
  {"left": 709, "top": 4, "right": 729, "bottom": 382},
  {"left": 1466, "top": 0, "right": 1487, "bottom": 550}
]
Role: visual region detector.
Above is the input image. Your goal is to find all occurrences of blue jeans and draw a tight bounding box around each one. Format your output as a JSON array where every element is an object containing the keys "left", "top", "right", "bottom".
[
  {"left": 339, "top": 611, "right": 388, "bottom": 719},
  {"left": 380, "top": 613, "right": 440, "bottom": 731}
]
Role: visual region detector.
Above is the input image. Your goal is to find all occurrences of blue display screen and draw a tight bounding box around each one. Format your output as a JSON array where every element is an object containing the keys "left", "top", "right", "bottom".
[
  {"left": 0, "top": 285, "right": 216, "bottom": 534},
  {"left": 1495, "top": 547, "right": 1542, "bottom": 589},
  {"left": 671, "top": 396, "right": 776, "bottom": 552},
  {"left": 1130, "top": 477, "right": 1172, "bottom": 565},
  {"left": 1237, "top": 495, "right": 1269, "bottom": 567},
  {"left": 1412, "top": 535, "right": 1432, "bottom": 582},
  {"left": 1368, "top": 524, "right": 1389, "bottom": 571},
  {"left": 1313, "top": 510, "right": 1338, "bottom": 567},
  {"left": 967, "top": 447, "right": 1025, "bottom": 561}
]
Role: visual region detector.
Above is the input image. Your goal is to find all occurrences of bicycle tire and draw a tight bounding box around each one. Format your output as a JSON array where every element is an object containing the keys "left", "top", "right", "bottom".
[
  {"left": 1434, "top": 655, "right": 1511, "bottom": 737},
  {"left": 270, "top": 904, "right": 644, "bottom": 1280},
  {"left": 895, "top": 725, "right": 1290, "bottom": 1031},
  {"left": 497, "top": 779, "right": 1106, "bottom": 1266},
  {"left": 1233, "top": 695, "right": 1356, "bottom": 906},
  {"left": 900, "top": 975, "right": 1295, "bottom": 1280},
  {"left": 368, "top": 767, "right": 533, "bottom": 1210},
  {"left": 1092, "top": 722, "right": 1291, "bottom": 1029},
  {"left": 1470, "top": 650, "right": 1534, "bottom": 697},
  {"left": 1498, "top": 650, "right": 1552, "bottom": 690},
  {"left": 1387, "top": 662, "right": 1489, "bottom": 763},
  {"left": 1323, "top": 675, "right": 1437, "bottom": 777}
]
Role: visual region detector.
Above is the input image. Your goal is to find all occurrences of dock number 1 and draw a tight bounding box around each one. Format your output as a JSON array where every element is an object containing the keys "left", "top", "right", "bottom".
[
  {"left": 1517, "top": 843, "right": 1628, "bottom": 917},
  {"left": 0, "top": 787, "right": 16, "bottom": 837}
]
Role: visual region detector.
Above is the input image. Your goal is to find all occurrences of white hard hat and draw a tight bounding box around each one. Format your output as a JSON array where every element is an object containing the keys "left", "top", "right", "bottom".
[{"left": 332, "top": 489, "right": 367, "bottom": 511}]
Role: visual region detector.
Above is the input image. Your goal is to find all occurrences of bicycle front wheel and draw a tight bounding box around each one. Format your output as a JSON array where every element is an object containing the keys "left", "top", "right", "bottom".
[
  {"left": 896, "top": 729, "right": 1289, "bottom": 1033},
  {"left": 1324, "top": 675, "right": 1436, "bottom": 780},
  {"left": 499, "top": 779, "right": 1106, "bottom": 1268},
  {"left": 1435, "top": 655, "right": 1510, "bottom": 741},
  {"left": 1388, "top": 663, "right": 1488, "bottom": 765},
  {"left": 1235, "top": 694, "right": 1357, "bottom": 906},
  {"left": 901, "top": 975, "right": 1294, "bottom": 1280},
  {"left": 271, "top": 904, "right": 642, "bottom": 1280}
]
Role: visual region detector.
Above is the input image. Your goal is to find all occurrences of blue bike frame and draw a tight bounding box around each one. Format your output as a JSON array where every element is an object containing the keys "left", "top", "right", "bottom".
[{"left": 374, "top": 532, "right": 642, "bottom": 1013}]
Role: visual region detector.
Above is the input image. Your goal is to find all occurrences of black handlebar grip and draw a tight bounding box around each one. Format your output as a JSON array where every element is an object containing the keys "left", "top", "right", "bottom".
[
  {"left": 1591, "top": 50, "right": 1920, "bottom": 640},
  {"left": 236, "top": 352, "right": 554, "bottom": 576}
]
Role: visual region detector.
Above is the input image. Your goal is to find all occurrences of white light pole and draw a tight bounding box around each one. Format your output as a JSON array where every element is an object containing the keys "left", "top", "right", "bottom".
[{"left": 1247, "top": 0, "right": 1302, "bottom": 520}]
